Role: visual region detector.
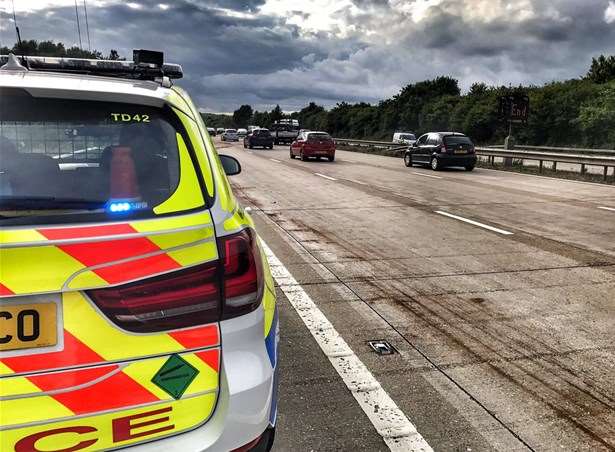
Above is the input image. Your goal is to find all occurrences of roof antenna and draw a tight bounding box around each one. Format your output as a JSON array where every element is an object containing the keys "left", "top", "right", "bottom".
[
  {"left": 74, "top": 0, "right": 83, "bottom": 51},
  {"left": 11, "top": 0, "right": 22, "bottom": 49},
  {"left": 83, "top": 0, "right": 92, "bottom": 51}
]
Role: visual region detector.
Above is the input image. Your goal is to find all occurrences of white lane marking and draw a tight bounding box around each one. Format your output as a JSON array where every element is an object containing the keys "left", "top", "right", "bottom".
[
  {"left": 269, "top": 158, "right": 281, "bottom": 163},
  {"left": 247, "top": 151, "right": 254, "bottom": 155},
  {"left": 598, "top": 206, "right": 615, "bottom": 212},
  {"left": 315, "top": 173, "right": 338, "bottom": 181},
  {"left": 435, "top": 211, "right": 514, "bottom": 235},
  {"left": 411, "top": 172, "right": 442, "bottom": 180},
  {"left": 261, "top": 240, "right": 433, "bottom": 452},
  {"left": 349, "top": 179, "right": 368, "bottom": 186}
]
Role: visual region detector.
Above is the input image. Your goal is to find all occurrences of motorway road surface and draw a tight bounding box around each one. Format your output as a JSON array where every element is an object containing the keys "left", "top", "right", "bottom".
[{"left": 218, "top": 139, "right": 615, "bottom": 451}]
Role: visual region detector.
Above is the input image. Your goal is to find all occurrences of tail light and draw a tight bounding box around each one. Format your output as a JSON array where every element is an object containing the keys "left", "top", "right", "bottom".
[
  {"left": 87, "top": 229, "right": 263, "bottom": 332},
  {"left": 220, "top": 228, "right": 264, "bottom": 320}
]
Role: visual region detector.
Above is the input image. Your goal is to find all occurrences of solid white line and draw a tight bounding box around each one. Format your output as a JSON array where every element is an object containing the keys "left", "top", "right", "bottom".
[
  {"left": 598, "top": 206, "right": 615, "bottom": 212},
  {"left": 435, "top": 211, "right": 514, "bottom": 235},
  {"left": 411, "top": 172, "right": 442, "bottom": 180},
  {"left": 261, "top": 240, "right": 433, "bottom": 452},
  {"left": 269, "top": 158, "right": 281, "bottom": 163},
  {"left": 314, "top": 173, "right": 338, "bottom": 181}
]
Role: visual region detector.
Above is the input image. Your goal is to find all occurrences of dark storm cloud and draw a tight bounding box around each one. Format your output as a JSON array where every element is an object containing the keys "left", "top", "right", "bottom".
[{"left": 6, "top": 0, "right": 615, "bottom": 112}]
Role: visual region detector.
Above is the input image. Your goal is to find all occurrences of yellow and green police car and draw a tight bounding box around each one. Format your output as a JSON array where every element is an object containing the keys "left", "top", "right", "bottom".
[{"left": 0, "top": 51, "right": 278, "bottom": 452}]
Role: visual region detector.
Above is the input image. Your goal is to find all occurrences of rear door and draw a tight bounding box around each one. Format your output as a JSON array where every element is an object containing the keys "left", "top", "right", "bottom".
[
  {"left": 0, "top": 89, "right": 221, "bottom": 451},
  {"left": 444, "top": 135, "right": 474, "bottom": 155},
  {"left": 306, "top": 133, "right": 333, "bottom": 152}
]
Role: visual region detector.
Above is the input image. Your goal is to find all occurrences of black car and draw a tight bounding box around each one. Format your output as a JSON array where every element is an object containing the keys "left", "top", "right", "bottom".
[
  {"left": 244, "top": 128, "right": 274, "bottom": 149},
  {"left": 404, "top": 132, "right": 476, "bottom": 171}
]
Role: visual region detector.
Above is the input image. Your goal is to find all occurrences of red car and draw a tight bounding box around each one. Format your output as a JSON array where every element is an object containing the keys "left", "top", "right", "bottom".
[{"left": 290, "top": 131, "right": 335, "bottom": 161}]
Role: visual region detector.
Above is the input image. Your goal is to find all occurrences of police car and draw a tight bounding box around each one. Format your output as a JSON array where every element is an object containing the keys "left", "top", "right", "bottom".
[{"left": 0, "top": 51, "right": 278, "bottom": 452}]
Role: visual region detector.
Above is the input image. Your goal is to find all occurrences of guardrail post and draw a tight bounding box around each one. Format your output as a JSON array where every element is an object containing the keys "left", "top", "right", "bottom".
[
  {"left": 552, "top": 161, "right": 557, "bottom": 172},
  {"left": 539, "top": 160, "right": 543, "bottom": 173},
  {"left": 581, "top": 163, "right": 586, "bottom": 174},
  {"left": 604, "top": 166, "right": 608, "bottom": 181}
]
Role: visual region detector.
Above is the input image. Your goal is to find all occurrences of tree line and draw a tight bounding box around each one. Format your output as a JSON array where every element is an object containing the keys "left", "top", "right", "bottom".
[
  {"left": 1, "top": 40, "right": 122, "bottom": 61},
  {"left": 221, "top": 55, "right": 615, "bottom": 148}
]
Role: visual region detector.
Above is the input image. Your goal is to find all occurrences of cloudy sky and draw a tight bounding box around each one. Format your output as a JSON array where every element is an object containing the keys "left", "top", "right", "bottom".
[{"left": 1, "top": 0, "right": 615, "bottom": 112}]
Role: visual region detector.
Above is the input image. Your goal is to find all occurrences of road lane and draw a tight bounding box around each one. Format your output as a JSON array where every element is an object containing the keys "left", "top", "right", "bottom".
[{"left": 219, "top": 140, "right": 615, "bottom": 451}]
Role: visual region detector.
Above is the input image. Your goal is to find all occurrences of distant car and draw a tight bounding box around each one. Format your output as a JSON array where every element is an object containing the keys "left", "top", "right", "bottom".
[
  {"left": 237, "top": 128, "right": 248, "bottom": 138},
  {"left": 290, "top": 131, "right": 335, "bottom": 162},
  {"left": 404, "top": 132, "right": 476, "bottom": 171},
  {"left": 207, "top": 127, "right": 216, "bottom": 136},
  {"left": 244, "top": 128, "right": 274, "bottom": 149},
  {"left": 216, "top": 127, "right": 225, "bottom": 135},
  {"left": 221, "top": 129, "right": 239, "bottom": 142},
  {"left": 247, "top": 125, "right": 259, "bottom": 133},
  {"left": 393, "top": 132, "right": 416, "bottom": 145}
]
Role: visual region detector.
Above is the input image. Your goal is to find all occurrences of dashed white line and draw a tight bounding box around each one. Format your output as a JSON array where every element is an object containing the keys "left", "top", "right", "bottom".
[
  {"left": 269, "top": 158, "right": 281, "bottom": 163},
  {"left": 435, "top": 211, "right": 514, "bottom": 235},
  {"left": 411, "top": 172, "right": 442, "bottom": 180},
  {"left": 247, "top": 151, "right": 254, "bottom": 155},
  {"left": 314, "top": 173, "right": 338, "bottom": 181},
  {"left": 349, "top": 179, "right": 368, "bottom": 186},
  {"left": 598, "top": 206, "right": 615, "bottom": 212},
  {"left": 261, "top": 240, "right": 433, "bottom": 452}
]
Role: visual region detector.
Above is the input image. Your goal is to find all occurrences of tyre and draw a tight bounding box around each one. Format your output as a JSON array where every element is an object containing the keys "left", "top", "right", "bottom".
[
  {"left": 431, "top": 157, "right": 440, "bottom": 171},
  {"left": 328, "top": 155, "right": 335, "bottom": 162},
  {"left": 465, "top": 165, "right": 475, "bottom": 172},
  {"left": 249, "top": 143, "right": 253, "bottom": 149},
  {"left": 243, "top": 142, "right": 247, "bottom": 149},
  {"left": 404, "top": 153, "right": 412, "bottom": 167},
  {"left": 290, "top": 150, "right": 295, "bottom": 159},
  {"left": 300, "top": 151, "right": 308, "bottom": 161}
]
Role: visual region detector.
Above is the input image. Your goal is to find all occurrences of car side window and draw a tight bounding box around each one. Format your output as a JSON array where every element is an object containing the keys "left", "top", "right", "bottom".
[{"left": 417, "top": 135, "right": 427, "bottom": 145}]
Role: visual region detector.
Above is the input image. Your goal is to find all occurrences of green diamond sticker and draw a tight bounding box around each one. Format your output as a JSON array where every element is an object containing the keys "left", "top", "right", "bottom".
[{"left": 152, "top": 354, "right": 199, "bottom": 400}]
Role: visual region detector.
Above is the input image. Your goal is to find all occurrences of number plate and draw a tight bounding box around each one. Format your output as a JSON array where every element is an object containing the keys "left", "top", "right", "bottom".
[
  {"left": 0, "top": 303, "right": 57, "bottom": 351},
  {"left": 454, "top": 150, "right": 468, "bottom": 154}
]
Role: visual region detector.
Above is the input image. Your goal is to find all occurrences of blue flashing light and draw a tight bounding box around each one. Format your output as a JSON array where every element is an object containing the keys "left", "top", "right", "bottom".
[
  {"left": 108, "top": 202, "right": 133, "bottom": 213},
  {"left": 106, "top": 200, "right": 149, "bottom": 214}
]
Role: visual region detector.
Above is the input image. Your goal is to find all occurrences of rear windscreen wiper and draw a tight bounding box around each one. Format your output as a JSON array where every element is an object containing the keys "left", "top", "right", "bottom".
[{"left": 0, "top": 196, "right": 107, "bottom": 210}]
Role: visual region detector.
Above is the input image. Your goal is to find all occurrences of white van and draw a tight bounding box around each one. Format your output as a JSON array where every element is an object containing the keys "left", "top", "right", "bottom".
[{"left": 393, "top": 132, "right": 417, "bottom": 145}]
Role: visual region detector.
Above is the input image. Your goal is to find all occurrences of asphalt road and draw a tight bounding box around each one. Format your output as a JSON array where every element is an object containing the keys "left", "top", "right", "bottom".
[{"left": 218, "top": 138, "right": 615, "bottom": 452}]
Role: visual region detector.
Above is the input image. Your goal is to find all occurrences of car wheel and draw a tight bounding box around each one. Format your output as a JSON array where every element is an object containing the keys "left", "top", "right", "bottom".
[
  {"left": 300, "top": 151, "right": 308, "bottom": 161},
  {"left": 328, "top": 155, "right": 335, "bottom": 162},
  {"left": 465, "top": 165, "right": 475, "bottom": 172},
  {"left": 249, "top": 143, "right": 253, "bottom": 149},
  {"left": 290, "top": 150, "right": 295, "bottom": 159},
  {"left": 404, "top": 153, "right": 412, "bottom": 167},
  {"left": 431, "top": 157, "right": 440, "bottom": 171}
]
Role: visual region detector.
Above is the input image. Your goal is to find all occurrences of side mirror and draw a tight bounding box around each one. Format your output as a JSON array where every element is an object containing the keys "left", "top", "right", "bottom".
[{"left": 220, "top": 154, "right": 241, "bottom": 176}]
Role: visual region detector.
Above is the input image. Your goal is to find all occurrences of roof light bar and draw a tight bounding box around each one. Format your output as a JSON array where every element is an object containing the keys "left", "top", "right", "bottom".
[{"left": 0, "top": 51, "right": 183, "bottom": 81}]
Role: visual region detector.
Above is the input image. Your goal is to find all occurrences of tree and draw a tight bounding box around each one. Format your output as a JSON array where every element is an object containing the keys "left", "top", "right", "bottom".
[
  {"left": 270, "top": 105, "right": 283, "bottom": 123},
  {"left": 232, "top": 105, "right": 254, "bottom": 128},
  {"left": 587, "top": 55, "right": 615, "bottom": 84},
  {"left": 578, "top": 82, "right": 615, "bottom": 146},
  {"left": 2, "top": 40, "right": 113, "bottom": 60}
]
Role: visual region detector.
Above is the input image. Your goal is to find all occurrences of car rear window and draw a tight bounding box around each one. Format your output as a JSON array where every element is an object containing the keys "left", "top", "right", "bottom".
[
  {"left": 444, "top": 136, "right": 473, "bottom": 146},
  {"left": 226, "top": 129, "right": 237, "bottom": 133},
  {"left": 0, "top": 89, "right": 203, "bottom": 225},
  {"left": 307, "top": 133, "right": 332, "bottom": 141},
  {"left": 400, "top": 134, "right": 416, "bottom": 140}
]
